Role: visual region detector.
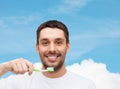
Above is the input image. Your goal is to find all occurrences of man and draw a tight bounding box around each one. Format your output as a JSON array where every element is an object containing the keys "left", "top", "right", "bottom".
[{"left": 0, "top": 20, "right": 96, "bottom": 89}]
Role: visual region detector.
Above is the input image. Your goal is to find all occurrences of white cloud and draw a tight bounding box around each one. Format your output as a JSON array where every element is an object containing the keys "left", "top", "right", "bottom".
[
  {"left": 67, "top": 18, "right": 120, "bottom": 60},
  {"left": 0, "top": 15, "right": 41, "bottom": 25},
  {"left": 67, "top": 59, "right": 120, "bottom": 89},
  {"left": 52, "top": 0, "right": 91, "bottom": 14},
  {"left": 0, "top": 29, "right": 36, "bottom": 54},
  {"left": 74, "top": 17, "right": 120, "bottom": 38},
  {"left": 0, "top": 15, "right": 40, "bottom": 54}
]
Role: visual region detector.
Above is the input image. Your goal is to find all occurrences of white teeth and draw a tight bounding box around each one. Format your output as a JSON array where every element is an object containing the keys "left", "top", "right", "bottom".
[{"left": 48, "top": 56, "right": 57, "bottom": 59}]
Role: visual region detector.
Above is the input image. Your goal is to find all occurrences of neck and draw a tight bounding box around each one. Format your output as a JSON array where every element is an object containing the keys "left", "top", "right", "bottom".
[{"left": 42, "top": 64, "right": 66, "bottom": 78}]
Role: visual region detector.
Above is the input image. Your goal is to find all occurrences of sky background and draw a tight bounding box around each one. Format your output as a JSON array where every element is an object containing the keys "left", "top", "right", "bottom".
[
  {"left": 0, "top": 0, "right": 120, "bottom": 88},
  {"left": 0, "top": 0, "right": 120, "bottom": 73}
]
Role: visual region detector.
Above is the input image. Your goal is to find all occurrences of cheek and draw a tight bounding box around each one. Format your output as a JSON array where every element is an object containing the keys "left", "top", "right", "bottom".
[
  {"left": 37, "top": 46, "right": 46, "bottom": 52},
  {"left": 37, "top": 47, "right": 46, "bottom": 57},
  {"left": 59, "top": 46, "right": 68, "bottom": 54}
]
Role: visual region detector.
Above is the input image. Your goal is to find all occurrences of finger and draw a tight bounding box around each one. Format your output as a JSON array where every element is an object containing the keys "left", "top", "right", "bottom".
[
  {"left": 11, "top": 62, "right": 19, "bottom": 74},
  {"left": 16, "top": 59, "right": 33, "bottom": 74},
  {"left": 21, "top": 62, "right": 28, "bottom": 73},
  {"left": 28, "top": 66, "right": 34, "bottom": 75},
  {"left": 24, "top": 60, "right": 34, "bottom": 75},
  {"left": 16, "top": 62, "right": 26, "bottom": 74},
  {"left": 11, "top": 59, "right": 25, "bottom": 74}
]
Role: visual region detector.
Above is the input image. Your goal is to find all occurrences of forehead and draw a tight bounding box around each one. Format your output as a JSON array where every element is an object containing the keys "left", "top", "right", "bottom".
[{"left": 39, "top": 27, "right": 65, "bottom": 40}]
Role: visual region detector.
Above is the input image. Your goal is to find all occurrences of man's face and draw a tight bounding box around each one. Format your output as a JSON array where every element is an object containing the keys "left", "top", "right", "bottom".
[{"left": 36, "top": 27, "right": 70, "bottom": 70}]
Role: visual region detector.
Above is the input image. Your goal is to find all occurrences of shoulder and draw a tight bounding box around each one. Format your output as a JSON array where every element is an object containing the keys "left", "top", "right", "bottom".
[
  {"left": 67, "top": 70, "right": 90, "bottom": 81},
  {"left": 66, "top": 71, "right": 96, "bottom": 88}
]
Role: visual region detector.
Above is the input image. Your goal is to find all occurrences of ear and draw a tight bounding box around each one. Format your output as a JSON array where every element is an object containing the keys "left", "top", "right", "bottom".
[
  {"left": 36, "top": 44, "right": 39, "bottom": 52},
  {"left": 66, "top": 43, "right": 70, "bottom": 52}
]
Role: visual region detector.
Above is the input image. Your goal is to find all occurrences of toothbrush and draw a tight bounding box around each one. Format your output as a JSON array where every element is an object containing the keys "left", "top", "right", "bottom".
[{"left": 34, "top": 67, "right": 54, "bottom": 72}]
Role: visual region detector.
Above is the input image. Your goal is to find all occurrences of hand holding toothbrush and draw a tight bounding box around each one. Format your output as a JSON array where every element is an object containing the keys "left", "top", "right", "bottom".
[
  {"left": 0, "top": 58, "right": 34, "bottom": 76},
  {"left": 0, "top": 58, "right": 54, "bottom": 77}
]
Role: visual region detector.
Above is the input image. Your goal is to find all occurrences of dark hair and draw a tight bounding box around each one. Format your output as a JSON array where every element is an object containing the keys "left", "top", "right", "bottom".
[{"left": 36, "top": 20, "right": 69, "bottom": 44}]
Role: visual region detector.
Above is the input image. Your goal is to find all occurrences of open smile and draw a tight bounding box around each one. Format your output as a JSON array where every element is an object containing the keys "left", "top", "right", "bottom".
[{"left": 45, "top": 54, "right": 61, "bottom": 62}]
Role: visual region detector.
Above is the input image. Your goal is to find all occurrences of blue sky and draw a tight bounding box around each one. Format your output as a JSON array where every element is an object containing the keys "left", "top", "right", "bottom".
[{"left": 0, "top": 0, "right": 120, "bottom": 73}]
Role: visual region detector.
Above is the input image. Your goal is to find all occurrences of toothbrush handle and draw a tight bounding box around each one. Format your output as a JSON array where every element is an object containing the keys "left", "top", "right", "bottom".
[
  {"left": 34, "top": 68, "right": 41, "bottom": 72},
  {"left": 33, "top": 68, "right": 47, "bottom": 72}
]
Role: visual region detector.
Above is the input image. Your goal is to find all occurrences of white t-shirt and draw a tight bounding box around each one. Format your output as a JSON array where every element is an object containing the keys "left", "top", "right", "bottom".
[{"left": 0, "top": 71, "right": 96, "bottom": 89}]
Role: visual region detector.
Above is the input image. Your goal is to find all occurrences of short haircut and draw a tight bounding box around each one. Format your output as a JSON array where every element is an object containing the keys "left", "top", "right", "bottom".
[{"left": 36, "top": 20, "right": 69, "bottom": 44}]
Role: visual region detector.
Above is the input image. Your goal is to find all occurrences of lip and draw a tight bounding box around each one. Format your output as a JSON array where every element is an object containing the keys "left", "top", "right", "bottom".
[{"left": 45, "top": 55, "right": 60, "bottom": 62}]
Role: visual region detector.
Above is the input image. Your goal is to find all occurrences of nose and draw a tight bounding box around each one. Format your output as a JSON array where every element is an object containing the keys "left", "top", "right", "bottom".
[{"left": 49, "top": 42, "right": 56, "bottom": 53}]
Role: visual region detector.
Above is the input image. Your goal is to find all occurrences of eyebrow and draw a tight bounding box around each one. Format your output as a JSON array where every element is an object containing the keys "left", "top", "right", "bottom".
[
  {"left": 55, "top": 38, "right": 64, "bottom": 41},
  {"left": 40, "top": 38, "right": 64, "bottom": 41},
  {"left": 40, "top": 38, "right": 48, "bottom": 42}
]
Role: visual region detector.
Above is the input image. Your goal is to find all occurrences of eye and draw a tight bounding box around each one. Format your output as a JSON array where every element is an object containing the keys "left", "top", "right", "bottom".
[
  {"left": 56, "top": 40, "right": 63, "bottom": 45},
  {"left": 41, "top": 41, "right": 49, "bottom": 46}
]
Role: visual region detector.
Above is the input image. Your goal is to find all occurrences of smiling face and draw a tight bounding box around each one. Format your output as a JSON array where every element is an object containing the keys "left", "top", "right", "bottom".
[{"left": 36, "top": 27, "right": 70, "bottom": 71}]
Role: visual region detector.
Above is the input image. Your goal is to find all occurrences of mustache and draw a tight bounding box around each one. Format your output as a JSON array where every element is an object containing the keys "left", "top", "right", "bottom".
[{"left": 44, "top": 51, "right": 61, "bottom": 57}]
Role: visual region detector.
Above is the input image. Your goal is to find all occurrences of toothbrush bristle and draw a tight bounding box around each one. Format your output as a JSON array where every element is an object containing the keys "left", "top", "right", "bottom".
[{"left": 46, "top": 67, "right": 54, "bottom": 72}]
